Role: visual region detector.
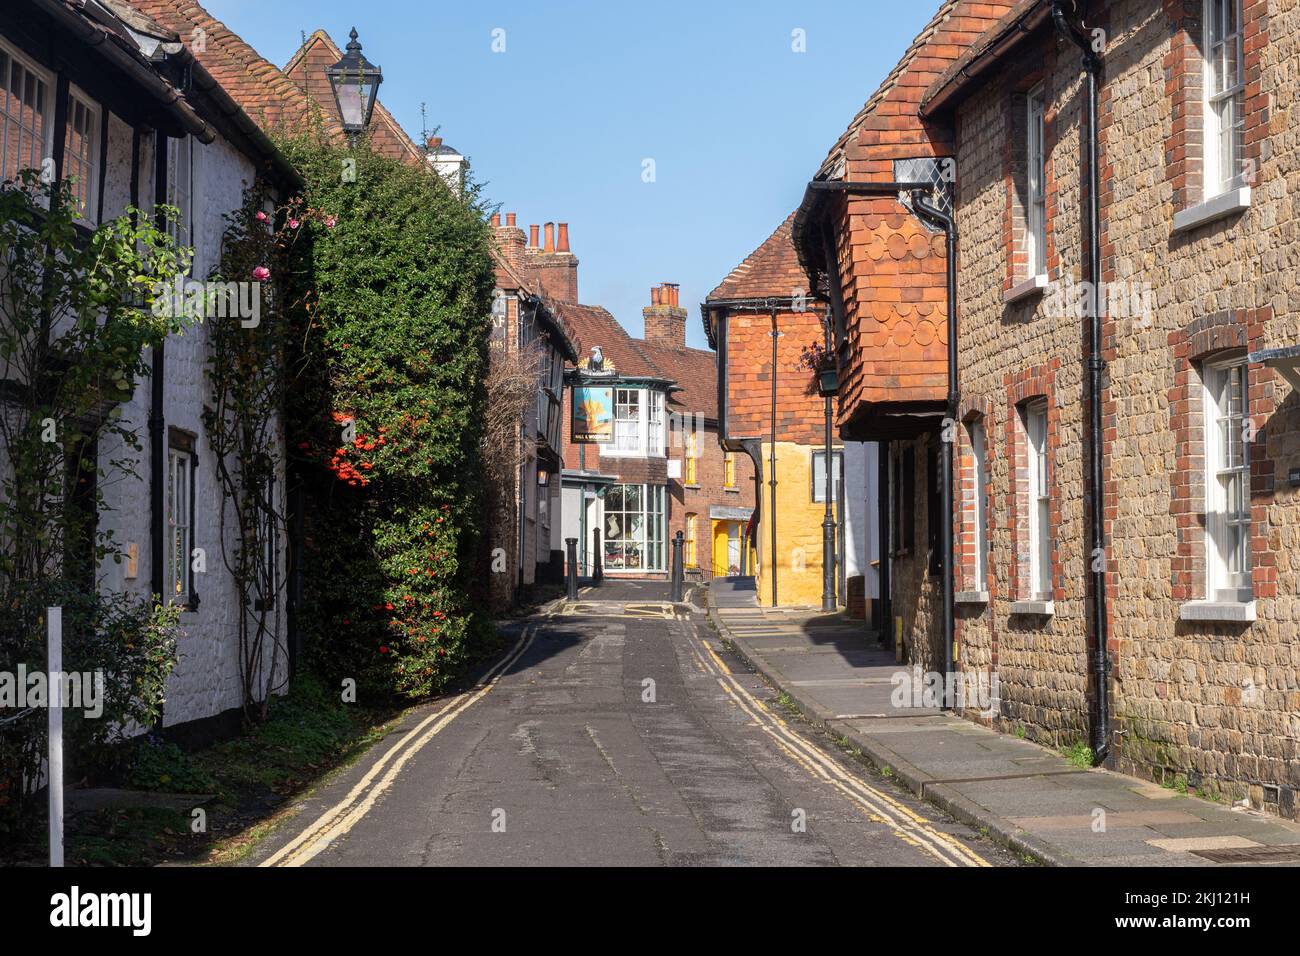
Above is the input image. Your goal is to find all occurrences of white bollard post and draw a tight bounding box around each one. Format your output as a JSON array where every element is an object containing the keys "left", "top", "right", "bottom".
[{"left": 47, "top": 606, "right": 63, "bottom": 868}]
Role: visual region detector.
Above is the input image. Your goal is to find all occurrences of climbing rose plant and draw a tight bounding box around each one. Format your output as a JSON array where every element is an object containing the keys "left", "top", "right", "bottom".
[{"left": 0, "top": 173, "right": 187, "bottom": 833}]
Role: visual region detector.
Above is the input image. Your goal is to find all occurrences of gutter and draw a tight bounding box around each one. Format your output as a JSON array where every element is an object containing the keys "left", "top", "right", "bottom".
[
  {"left": 1052, "top": 0, "right": 1111, "bottom": 763},
  {"left": 921, "top": 0, "right": 1054, "bottom": 119},
  {"left": 174, "top": 47, "right": 304, "bottom": 190},
  {"left": 30, "top": 0, "right": 214, "bottom": 143},
  {"left": 792, "top": 180, "right": 940, "bottom": 289},
  {"left": 30, "top": 0, "right": 304, "bottom": 190}
]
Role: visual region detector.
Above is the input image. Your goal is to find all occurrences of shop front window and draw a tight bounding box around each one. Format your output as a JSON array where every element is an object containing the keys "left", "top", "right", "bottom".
[{"left": 602, "top": 483, "right": 666, "bottom": 572}]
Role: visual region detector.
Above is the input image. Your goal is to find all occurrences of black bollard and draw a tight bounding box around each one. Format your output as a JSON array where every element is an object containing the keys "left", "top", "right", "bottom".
[
  {"left": 592, "top": 528, "right": 603, "bottom": 582},
  {"left": 670, "top": 530, "right": 685, "bottom": 603},
  {"left": 565, "top": 537, "right": 578, "bottom": 601}
]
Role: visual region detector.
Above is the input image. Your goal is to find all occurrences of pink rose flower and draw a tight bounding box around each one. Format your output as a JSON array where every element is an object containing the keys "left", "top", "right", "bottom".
[
  {"left": 255, "top": 210, "right": 268, "bottom": 222},
  {"left": 325, "top": 216, "right": 337, "bottom": 229},
  {"left": 252, "top": 266, "right": 271, "bottom": 282},
  {"left": 289, "top": 218, "right": 300, "bottom": 229}
]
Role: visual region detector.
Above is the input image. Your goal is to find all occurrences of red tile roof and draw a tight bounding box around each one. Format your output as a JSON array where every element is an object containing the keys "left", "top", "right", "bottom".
[
  {"left": 559, "top": 303, "right": 720, "bottom": 420},
  {"left": 815, "top": 0, "right": 964, "bottom": 179},
  {"left": 638, "top": 341, "right": 719, "bottom": 420},
  {"left": 706, "top": 212, "right": 805, "bottom": 302},
  {"left": 129, "top": 0, "right": 345, "bottom": 141}
]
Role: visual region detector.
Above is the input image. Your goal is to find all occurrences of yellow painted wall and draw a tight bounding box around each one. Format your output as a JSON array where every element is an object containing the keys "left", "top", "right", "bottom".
[
  {"left": 755, "top": 441, "right": 835, "bottom": 607},
  {"left": 711, "top": 519, "right": 752, "bottom": 576}
]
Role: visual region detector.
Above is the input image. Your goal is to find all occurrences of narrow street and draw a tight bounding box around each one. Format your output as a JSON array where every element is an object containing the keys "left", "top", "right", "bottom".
[{"left": 249, "top": 580, "right": 1018, "bottom": 868}]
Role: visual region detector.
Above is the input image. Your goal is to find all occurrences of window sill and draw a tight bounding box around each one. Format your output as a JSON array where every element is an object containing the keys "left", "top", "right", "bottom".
[
  {"left": 683, "top": 483, "right": 701, "bottom": 491},
  {"left": 955, "top": 590, "right": 989, "bottom": 605},
  {"left": 1172, "top": 187, "right": 1251, "bottom": 234},
  {"left": 1179, "top": 600, "right": 1256, "bottom": 623},
  {"left": 1003, "top": 273, "right": 1049, "bottom": 305},
  {"left": 1010, "top": 599, "right": 1054, "bottom": 616},
  {"left": 723, "top": 487, "right": 739, "bottom": 494}
]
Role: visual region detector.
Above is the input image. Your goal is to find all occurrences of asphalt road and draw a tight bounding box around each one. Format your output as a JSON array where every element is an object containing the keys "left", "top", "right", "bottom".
[{"left": 249, "top": 580, "right": 1019, "bottom": 867}]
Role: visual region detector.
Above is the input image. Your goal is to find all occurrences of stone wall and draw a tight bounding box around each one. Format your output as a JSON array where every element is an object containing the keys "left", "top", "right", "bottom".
[{"left": 946, "top": 0, "right": 1300, "bottom": 814}]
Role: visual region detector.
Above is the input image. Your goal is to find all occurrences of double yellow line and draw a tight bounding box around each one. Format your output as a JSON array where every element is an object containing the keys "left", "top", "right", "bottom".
[
  {"left": 681, "top": 615, "right": 989, "bottom": 867},
  {"left": 260, "top": 629, "right": 535, "bottom": 867}
]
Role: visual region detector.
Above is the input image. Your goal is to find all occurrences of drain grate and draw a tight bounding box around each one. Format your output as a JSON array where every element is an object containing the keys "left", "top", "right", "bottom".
[{"left": 1191, "top": 844, "right": 1300, "bottom": 864}]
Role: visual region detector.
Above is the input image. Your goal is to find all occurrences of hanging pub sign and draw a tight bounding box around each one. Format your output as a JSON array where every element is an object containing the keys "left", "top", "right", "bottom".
[{"left": 572, "top": 385, "right": 614, "bottom": 443}]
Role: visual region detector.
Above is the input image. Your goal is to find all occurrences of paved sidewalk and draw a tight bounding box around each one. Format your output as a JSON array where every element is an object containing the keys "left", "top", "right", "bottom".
[{"left": 707, "top": 578, "right": 1300, "bottom": 867}]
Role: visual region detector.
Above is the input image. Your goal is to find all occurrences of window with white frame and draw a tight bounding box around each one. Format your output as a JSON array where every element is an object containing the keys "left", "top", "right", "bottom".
[
  {"left": 811, "top": 449, "right": 843, "bottom": 504},
  {"left": 602, "top": 483, "right": 666, "bottom": 571},
  {"left": 165, "top": 134, "right": 194, "bottom": 246},
  {"left": 1203, "top": 358, "right": 1251, "bottom": 602},
  {"left": 1204, "top": 0, "right": 1244, "bottom": 197},
  {"left": 166, "top": 443, "right": 195, "bottom": 607},
  {"left": 1026, "top": 85, "right": 1048, "bottom": 277},
  {"left": 967, "top": 419, "right": 989, "bottom": 588},
  {"left": 0, "top": 42, "right": 53, "bottom": 187},
  {"left": 1023, "top": 401, "right": 1051, "bottom": 599},
  {"left": 63, "top": 88, "right": 97, "bottom": 223},
  {"left": 614, "top": 387, "right": 641, "bottom": 452},
  {"left": 647, "top": 391, "right": 664, "bottom": 456}
]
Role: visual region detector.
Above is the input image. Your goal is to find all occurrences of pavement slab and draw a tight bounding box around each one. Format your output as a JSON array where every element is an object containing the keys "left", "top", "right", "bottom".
[{"left": 708, "top": 576, "right": 1300, "bottom": 867}]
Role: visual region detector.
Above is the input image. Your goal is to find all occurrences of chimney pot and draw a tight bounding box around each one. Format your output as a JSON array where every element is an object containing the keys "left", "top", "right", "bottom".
[
  {"left": 427, "top": 135, "right": 442, "bottom": 150},
  {"left": 506, "top": 212, "right": 517, "bottom": 227},
  {"left": 543, "top": 222, "right": 555, "bottom": 254},
  {"left": 529, "top": 224, "right": 540, "bottom": 248},
  {"left": 490, "top": 213, "right": 501, "bottom": 228},
  {"left": 557, "top": 223, "right": 570, "bottom": 253}
]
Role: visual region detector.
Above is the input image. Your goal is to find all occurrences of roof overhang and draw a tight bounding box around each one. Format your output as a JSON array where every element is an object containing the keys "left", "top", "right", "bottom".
[
  {"left": 839, "top": 403, "right": 946, "bottom": 443},
  {"left": 920, "top": 0, "right": 1055, "bottom": 119},
  {"left": 522, "top": 294, "right": 579, "bottom": 363}
]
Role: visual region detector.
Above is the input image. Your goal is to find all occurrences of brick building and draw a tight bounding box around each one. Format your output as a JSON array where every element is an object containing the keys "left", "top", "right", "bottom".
[
  {"left": 559, "top": 277, "right": 755, "bottom": 580},
  {"left": 703, "top": 216, "right": 881, "bottom": 614},
  {"left": 791, "top": 0, "right": 1300, "bottom": 817},
  {"left": 489, "top": 215, "right": 580, "bottom": 602}
]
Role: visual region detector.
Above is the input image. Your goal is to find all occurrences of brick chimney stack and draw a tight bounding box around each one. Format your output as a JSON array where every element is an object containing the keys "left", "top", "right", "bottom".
[
  {"left": 492, "top": 210, "right": 526, "bottom": 272},
  {"left": 643, "top": 282, "right": 687, "bottom": 350},
  {"left": 528, "top": 219, "right": 579, "bottom": 303}
]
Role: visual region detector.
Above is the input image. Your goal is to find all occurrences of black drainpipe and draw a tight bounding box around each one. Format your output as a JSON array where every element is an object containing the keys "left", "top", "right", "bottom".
[
  {"left": 913, "top": 195, "right": 959, "bottom": 710},
  {"left": 150, "top": 133, "right": 167, "bottom": 601},
  {"left": 802, "top": 180, "right": 959, "bottom": 704},
  {"left": 1053, "top": 0, "right": 1110, "bottom": 762},
  {"left": 768, "top": 305, "right": 779, "bottom": 607}
]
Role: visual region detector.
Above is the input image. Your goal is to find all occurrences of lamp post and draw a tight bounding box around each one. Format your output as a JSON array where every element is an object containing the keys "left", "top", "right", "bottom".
[
  {"left": 820, "top": 311, "right": 837, "bottom": 613},
  {"left": 327, "top": 28, "right": 383, "bottom": 138}
]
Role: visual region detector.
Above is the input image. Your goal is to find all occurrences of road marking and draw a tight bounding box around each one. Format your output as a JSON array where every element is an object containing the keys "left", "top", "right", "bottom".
[
  {"left": 560, "top": 601, "right": 673, "bottom": 619},
  {"left": 260, "top": 629, "right": 534, "bottom": 868},
  {"left": 682, "top": 623, "right": 988, "bottom": 867}
]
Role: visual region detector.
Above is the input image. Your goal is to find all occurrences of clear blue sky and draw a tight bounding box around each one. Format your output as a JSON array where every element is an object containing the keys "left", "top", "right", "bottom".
[{"left": 205, "top": 0, "right": 934, "bottom": 350}]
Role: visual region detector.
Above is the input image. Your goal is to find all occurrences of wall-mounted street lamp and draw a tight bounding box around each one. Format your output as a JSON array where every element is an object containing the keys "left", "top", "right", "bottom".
[{"left": 327, "top": 27, "right": 382, "bottom": 136}]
